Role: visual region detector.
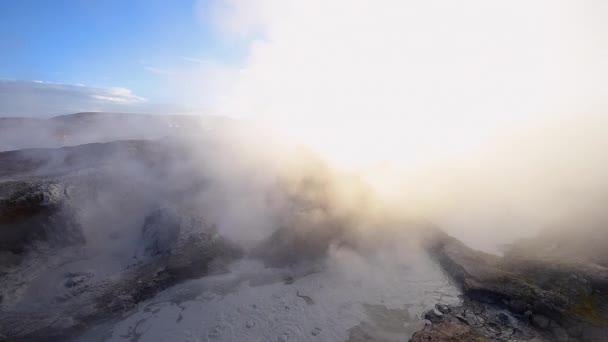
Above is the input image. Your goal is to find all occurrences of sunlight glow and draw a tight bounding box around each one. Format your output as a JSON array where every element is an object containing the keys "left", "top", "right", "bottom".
[{"left": 204, "top": 0, "right": 604, "bottom": 170}]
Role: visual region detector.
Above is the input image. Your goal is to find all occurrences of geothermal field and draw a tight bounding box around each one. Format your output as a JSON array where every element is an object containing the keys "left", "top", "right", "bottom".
[
  {"left": 2, "top": 1, "right": 608, "bottom": 341},
  {"left": 0, "top": 113, "right": 606, "bottom": 342}
]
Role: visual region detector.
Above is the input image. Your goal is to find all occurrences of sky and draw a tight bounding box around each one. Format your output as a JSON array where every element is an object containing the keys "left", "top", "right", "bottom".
[
  {"left": 2, "top": 0, "right": 608, "bottom": 247},
  {"left": 0, "top": 0, "right": 245, "bottom": 116},
  {"left": 0, "top": 0, "right": 607, "bottom": 121}
]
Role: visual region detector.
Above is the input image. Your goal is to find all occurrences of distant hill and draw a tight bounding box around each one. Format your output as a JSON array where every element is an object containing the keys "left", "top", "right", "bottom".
[{"left": 0, "top": 112, "right": 234, "bottom": 152}]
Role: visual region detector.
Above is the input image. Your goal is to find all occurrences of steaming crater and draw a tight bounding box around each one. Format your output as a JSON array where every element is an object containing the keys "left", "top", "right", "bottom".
[
  {"left": 1, "top": 113, "right": 607, "bottom": 341},
  {"left": 0, "top": 120, "right": 457, "bottom": 341},
  {"left": 79, "top": 248, "right": 460, "bottom": 342},
  {"left": 0, "top": 115, "right": 461, "bottom": 341}
]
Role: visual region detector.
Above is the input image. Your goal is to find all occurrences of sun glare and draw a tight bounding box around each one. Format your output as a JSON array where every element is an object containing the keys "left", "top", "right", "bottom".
[{"left": 207, "top": 0, "right": 600, "bottom": 174}]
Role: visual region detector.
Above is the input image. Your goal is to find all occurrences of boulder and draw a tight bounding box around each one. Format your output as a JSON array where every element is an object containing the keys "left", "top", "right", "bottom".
[
  {"left": 133, "top": 208, "right": 180, "bottom": 261},
  {"left": 416, "top": 228, "right": 608, "bottom": 341},
  {"left": 0, "top": 180, "right": 83, "bottom": 255}
]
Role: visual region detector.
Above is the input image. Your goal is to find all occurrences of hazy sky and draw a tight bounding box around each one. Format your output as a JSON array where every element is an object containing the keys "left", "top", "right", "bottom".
[
  {"left": 0, "top": 0, "right": 242, "bottom": 116},
  {"left": 0, "top": 0, "right": 606, "bottom": 119}
]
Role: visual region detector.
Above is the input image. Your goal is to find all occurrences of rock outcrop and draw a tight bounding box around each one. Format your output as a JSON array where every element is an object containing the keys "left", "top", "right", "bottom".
[
  {"left": 0, "top": 180, "right": 83, "bottom": 262},
  {"left": 133, "top": 208, "right": 181, "bottom": 261},
  {"left": 0, "top": 140, "right": 242, "bottom": 341},
  {"left": 412, "top": 229, "right": 608, "bottom": 341}
]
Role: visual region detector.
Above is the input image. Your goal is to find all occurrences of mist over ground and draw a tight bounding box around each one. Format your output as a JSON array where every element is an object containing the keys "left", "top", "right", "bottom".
[
  {"left": 188, "top": 0, "right": 608, "bottom": 254},
  {"left": 3, "top": 112, "right": 608, "bottom": 256},
  {"left": 1, "top": 109, "right": 607, "bottom": 341},
  {"left": 2, "top": 0, "right": 608, "bottom": 341}
]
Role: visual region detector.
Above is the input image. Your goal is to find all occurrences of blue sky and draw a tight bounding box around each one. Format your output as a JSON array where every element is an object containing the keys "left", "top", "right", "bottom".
[{"left": 0, "top": 0, "right": 246, "bottom": 116}]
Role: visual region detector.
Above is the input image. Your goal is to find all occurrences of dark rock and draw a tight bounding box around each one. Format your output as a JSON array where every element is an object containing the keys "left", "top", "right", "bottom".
[
  {"left": 416, "top": 228, "right": 608, "bottom": 341},
  {"left": 252, "top": 214, "right": 345, "bottom": 267},
  {"left": 531, "top": 314, "right": 550, "bottom": 329},
  {"left": 411, "top": 297, "right": 537, "bottom": 342},
  {"left": 63, "top": 272, "right": 94, "bottom": 288},
  {"left": 435, "top": 303, "right": 450, "bottom": 314},
  {"left": 423, "top": 308, "right": 444, "bottom": 323},
  {"left": 508, "top": 299, "right": 529, "bottom": 314},
  {"left": 567, "top": 323, "right": 584, "bottom": 337},
  {"left": 0, "top": 180, "right": 83, "bottom": 255},
  {"left": 550, "top": 321, "right": 569, "bottom": 342},
  {"left": 134, "top": 208, "right": 180, "bottom": 261},
  {"left": 496, "top": 312, "right": 509, "bottom": 325},
  {"left": 410, "top": 319, "right": 487, "bottom": 341}
]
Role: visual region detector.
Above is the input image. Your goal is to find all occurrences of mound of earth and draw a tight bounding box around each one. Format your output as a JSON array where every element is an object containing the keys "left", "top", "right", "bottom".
[
  {"left": 0, "top": 140, "right": 242, "bottom": 341},
  {"left": 412, "top": 229, "right": 608, "bottom": 341},
  {"left": 1, "top": 120, "right": 606, "bottom": 342},
  {"left": 0, "top": 180, "right": 83, "bottom": 256}
]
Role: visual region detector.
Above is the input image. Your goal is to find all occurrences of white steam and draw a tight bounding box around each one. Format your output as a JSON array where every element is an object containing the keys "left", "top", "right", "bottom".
[
  {"left": 197, "top": 0, "right": 606, "bottom": 164},
  {"left": 189, "top": 0, "right": 608, "bottom": 250}
]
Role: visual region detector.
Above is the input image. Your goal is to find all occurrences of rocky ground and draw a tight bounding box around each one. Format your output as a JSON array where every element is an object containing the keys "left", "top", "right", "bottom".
[
  {"left": 410, "top": 229, "right": 608, "bottom": 341},
  {"left": 0, "top": 139, "right": 242, "bottom": 341},
  {"left": 0, "top": 113, "right": 607, "bottom": 341}
]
